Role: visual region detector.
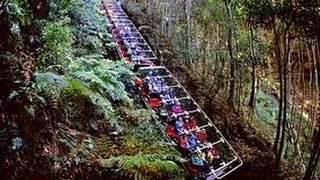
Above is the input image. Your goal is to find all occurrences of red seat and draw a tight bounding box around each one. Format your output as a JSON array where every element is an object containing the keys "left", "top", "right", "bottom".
[
  {"left": 149, "top": 98, "right": 160, "bottom": 108},
  {"left": 187, "top": 162, "right": 200, "bottom": 175},
  {"left": 185, "top": 119, "right": 197, "bottom": 130},
  {"left": 166, "top": 125, "right": 177, "bottom": 139},
  {"left": 179, "top": 136, "right": 190, "bottom": 149},
  {"left": 196, "top": 129, "right": 208, "bottom": 143}
]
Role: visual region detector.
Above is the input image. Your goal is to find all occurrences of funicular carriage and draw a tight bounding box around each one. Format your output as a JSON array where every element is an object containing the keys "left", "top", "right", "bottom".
[
  {"left": 103, "top": 1, "right": 242, "bottom": 179},
  {"left": 136, "top": 66, "right": 243, "bottom": 179}
]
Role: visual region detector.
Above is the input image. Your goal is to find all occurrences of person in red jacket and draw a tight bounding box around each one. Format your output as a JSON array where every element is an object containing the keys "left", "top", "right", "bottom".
[
  {"left": 166, "top": 125, "right": 177, "bottom": 140},
  {"left": 196, "top": 128, "right": 208, "bottom": 143},
  {"left": 179, "top": 135, "right": 190, "bottom": 150},
  {"left": 185, "top": 116, "right": 197, "bottom": 130}
]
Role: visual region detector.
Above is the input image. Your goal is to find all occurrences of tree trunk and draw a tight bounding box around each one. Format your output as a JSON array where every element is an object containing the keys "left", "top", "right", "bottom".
[
  {"left": 310, "top": 40, "right": 318, "bottom": 138},
  {"left": 183, "top": 0, "right": 192, "bottom": 63},
  {"left": 224, "top": 0, "right": 236, "bottom": 108},
  {"left": 277, "top": 30, "right": 291, "bottom": 162},
  {"left": 304, "top": 126, "right": 320, "bottom": 180},
  {"left": 274, "top": 24, "right": 284, "bottom": 156},
  {"left": 248, "top": 21, "right": 257, "bottom": 113}
]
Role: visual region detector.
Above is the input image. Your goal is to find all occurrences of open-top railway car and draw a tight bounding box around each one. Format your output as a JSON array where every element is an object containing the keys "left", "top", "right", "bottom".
[{"left": 102, "top": 1, "right": 243, "bottom": 179}]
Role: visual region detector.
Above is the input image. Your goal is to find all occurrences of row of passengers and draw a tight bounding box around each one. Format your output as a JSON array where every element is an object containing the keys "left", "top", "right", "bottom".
[
  {"left": 106, "top": 6, "right": 225, "bottom": 176},
  {"left": 106, "top": 6, "right": 224, "bottom": 172},
  {"left": 143, "top": 72, "right": 225, "bottom": 173},
  {"left": 166, "top": 113, "right": 224, "bottom": 171},
  {"left": 109, "top": 20, "right": 151, "bottom": 64},
  {"left": 168, "top": 115, "right": 225, "bottom": 172},
  {"left": 143, "top": 72, "right": 176, "bottom": 107},
  {"left": 134, "top": 76, "right": 175, "bottom": 109}
]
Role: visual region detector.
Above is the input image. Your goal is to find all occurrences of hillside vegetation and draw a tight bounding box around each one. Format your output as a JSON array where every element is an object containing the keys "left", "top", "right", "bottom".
[{"left": 1, "top": 0, "right": 320, "bottom": 179}]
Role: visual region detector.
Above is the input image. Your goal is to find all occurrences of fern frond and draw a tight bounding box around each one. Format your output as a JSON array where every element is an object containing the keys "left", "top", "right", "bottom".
[
  {"left": 99, "top": 153, "right": 186, "bottom": 180},
  {"left": 64, "top": 78, "right": 115, "bottom": 120}
]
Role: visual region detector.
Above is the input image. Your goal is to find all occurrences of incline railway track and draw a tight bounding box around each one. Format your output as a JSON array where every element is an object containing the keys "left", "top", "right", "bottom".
[{"left": 102, "top": 1, "right": 242, "bottom": 179}]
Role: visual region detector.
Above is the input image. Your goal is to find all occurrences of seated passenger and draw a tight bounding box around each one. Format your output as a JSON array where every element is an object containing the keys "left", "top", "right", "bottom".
[
  {"left": 133, "top": 48, "right": 140, "bottom": 56},
  {"left": 124, "top": 41, "right": 131, "bottom": 49},
  {"left": 162, "top": 94, "right": 175, "bottom": 106},
  {"left": 124, "top": 25, "right": 131, "bottom": 32},
  {"left": 161, "top": 85, "right": 169, "bottom": 94},
  {"left": 195, "top": 129, "right": 208, "bottom": 143},
  {"left": 130, "top": 41, "right": 137, "bottom": 48},
  {"left": 136, "top": 46, "right": 142, "bottom": 52},
  {"left": 136, "top": 55, "right": 151, "bottom": 65},
  {"left": 190, "top": 148, "right": 211, "bottom": 173},
  {"left": 179, "top": 135, "right": 190, "bottom": 150},
  {"left": 158, "top": 104, "right": 169, "bottom": 122},
  {"left": 124, "top": 38, "right": 137, "bottom": 44},
  {"left": 135, "top": 78, "right": 147, "bottom": 95},
  {"left": 131, "top": 54, "right": 139, "bottom": 62},
  {"left": 119, "top": 29, "right": 126, "bottom": 36},
  {"left": 185, "top": 116, "right": 197, "bottom": 130},
  {"left": 145, "top": 71, "right": 153, "bottom": 82},
  {"left": 206, "top": 146, "right": 224, "bottom": 168},
  {"left": 191, "top": 153, "right": 204, "bottom": 167},
  {"left": 187, "top": 133, "right": 198, "bottom": 152},
  {"left": 187, "top": 161, "right": 201, "bottom": 175},
  {"left": 167, "top": 87, "right": 176, "bottom": 99},
  {"left": 127, "top": 47, "right": 134, "bottom": 56},
  {"left": 118, "top": 39, "right": 125, "bottom": 47},
  {"left": 166, "top": 124, "right": 177, "bottom": 139},
  {"left": 175, "top": 116, "right": 185, "bottom": 135},
  {"left": 171, "top": 101, "right": 183, "bottom": 114},
  {"left": 120, "top": 49, "right": 128, "bottom": 58},
  {"left": 135, "top": 77, "right": 143, "bottom": 86},
  {"left": 151, "top": 81, "right": 162, "bottom": 94}
]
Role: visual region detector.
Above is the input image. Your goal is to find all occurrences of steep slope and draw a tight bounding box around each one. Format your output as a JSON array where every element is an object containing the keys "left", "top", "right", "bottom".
[
  {"left": 0, "top": 0, "right": 186, "bottom": 179},
  {"left": 122, "top": 1, "right": 300, "bottom": 179}
]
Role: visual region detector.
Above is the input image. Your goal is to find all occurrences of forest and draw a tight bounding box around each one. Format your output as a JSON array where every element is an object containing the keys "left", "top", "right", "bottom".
[{"left": 0, "top": 0, "right": 320, "bottom": 179}]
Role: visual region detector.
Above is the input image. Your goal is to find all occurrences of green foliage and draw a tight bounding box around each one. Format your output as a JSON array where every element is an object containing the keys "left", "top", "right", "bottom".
[
  {"left": 99, "top": 153, "right": 186, "bottom": 180},
  {"left": 71, "top": 62, "right": 132, "bottom": 103},
  {"left": 96, "top": 121, "right": 185, "bottom": 179},
  {"left": 236, "top": 29, "right": 268, "bottom": 65},
  {"left": 5, "top": 0, "right": 31, "bottom": 38},
  {"left": 49, "top": 0, "right": 77, "bottom": 19},
  {"left": 240, "top": 0, "right": 275, "bottom": 28},
  {"left": 119, "top": 106, "right": 153, "bottom": 124},
  {"left": 31, "top": 57, "right": 135, "bottom": 122},
  {"left": 70, "top": 0, "right": 114, "bottom": 56},
  {"left": 39, "top": 20, "right": 73, "bottom": 72},
  {"left": 63, "top": 78, "right": 116, "bottom": 121},
  {"left": 194, "top": 0, "right": 225, "bottom": 28},
  {"left": 33, "top": 72, "right": 67, "bottom": 97},
  {"left": 255, "top": 90, "right": 278, "bottom": 126},
  {"left": 120, "top": 122, "right": 177, "bottom": 156},
  {"left": 6, "top": 0, "right": 29, "bottom": 21}
]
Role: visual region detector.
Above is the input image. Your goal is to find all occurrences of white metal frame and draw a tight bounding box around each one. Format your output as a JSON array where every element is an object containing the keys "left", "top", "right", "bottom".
[{"left": 138, "top": 66, "right": 243, "bottom": 179}]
